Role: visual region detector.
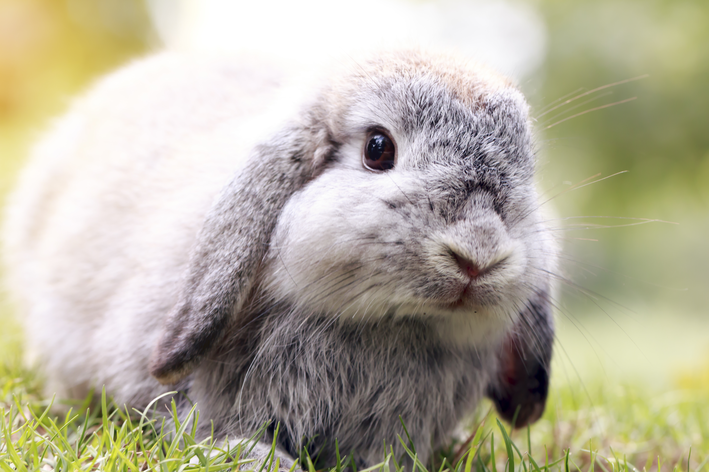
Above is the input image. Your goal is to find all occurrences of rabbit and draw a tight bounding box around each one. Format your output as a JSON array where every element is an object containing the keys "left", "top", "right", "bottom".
[{"left": 3, "top": 49, "right": 556, "bottom": 469}]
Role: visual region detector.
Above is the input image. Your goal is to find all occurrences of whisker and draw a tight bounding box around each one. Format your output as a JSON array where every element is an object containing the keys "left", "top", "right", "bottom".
[
  {"left": 547, "top": 296, "right": 613, "bottom": 373},
  {"left": 303, "top": 263, "right": 363, "bottom": 294},
  {"left": 534, "top": 266, "right": 638, "bottom": 316},
  {"left": 535, "top": 74, "right": 648, "bottom": 119},
  {"left": 544, "top": 97, "right": 637, "bottom": 130},
  {"left": 536, "top": 267, "right": 649, "bottom": 361},
  {"left": 541, "top": 214, "right": 677, "bottom": 224},
  {"left": 538, "top": 91, "right": 614, "bottom": 128},
  {"left": 555, "top": 252, "right": 688, "bottom": 292},
  {"left": 540, "top": 218, "right": 676, "bottom": 232},
  {"left": 276, "top": 250, "right": 298, "bottom": 289},
  {"left": 508, "top": 170, "right": 635, "bottom": 232},
  {"left": 508, "top": 172, "right": 612, "bottom": 230},
  {"left": 308, "top": 273, "right": 360, "bottom": 307},
  {"left": 562, "top": 171, "right": 629, "bottom": 192},
  {"left": 304, "top": 265, "right": 388, "bottom": 316},
  {"left": 342, "top": 280, "right": 393, "bottom": 316},
  {"left": 386, "top": 172, "right": 415, "bottom": 207},
  {"left": 276, "top": 239, "right": 398, "bottom": 296},
  {"left": 551, "top": 337, "right": 606, "bottom": 438},
  {"left": 534, "top": 87, "right": 585, "bottom": 116}
]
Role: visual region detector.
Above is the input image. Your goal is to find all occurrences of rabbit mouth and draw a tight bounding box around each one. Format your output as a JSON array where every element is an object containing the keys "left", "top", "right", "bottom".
[
  {"left": 439, "top": 284, "right": 476, "bottom": 311},
  {"left": 448, "top": 282, "right": 473, "bottom": 308},
  {"left": 435, "top": 280, "right": 508, "bottom": 312}
]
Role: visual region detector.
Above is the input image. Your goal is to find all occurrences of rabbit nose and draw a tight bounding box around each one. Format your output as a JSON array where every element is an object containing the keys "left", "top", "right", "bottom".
[{"left": 452, "top": 252, "right": 484, "bottom": 280}]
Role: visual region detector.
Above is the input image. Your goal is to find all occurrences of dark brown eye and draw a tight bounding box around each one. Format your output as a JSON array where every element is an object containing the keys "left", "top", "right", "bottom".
[{"left": 363, "top": 130, "right": 396, "bottom": 171}]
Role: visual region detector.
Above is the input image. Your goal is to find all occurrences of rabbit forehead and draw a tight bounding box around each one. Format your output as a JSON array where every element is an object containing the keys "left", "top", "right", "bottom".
[
  {"left": 339, "top": 49, "right": 515, "bottom": 105},
  {"left": 336, "top": 71, "right": 532, "bottom": 176}
]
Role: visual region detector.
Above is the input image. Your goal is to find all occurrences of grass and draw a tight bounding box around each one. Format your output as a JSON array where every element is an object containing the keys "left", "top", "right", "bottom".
[{"left": 2, "top": 301, "right": 709, "bottom": 472}]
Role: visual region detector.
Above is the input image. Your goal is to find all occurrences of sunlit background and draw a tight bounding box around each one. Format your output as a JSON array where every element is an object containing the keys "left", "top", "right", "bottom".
[{"left": 1, "top": 0, "right": 708, "bottom": 400}]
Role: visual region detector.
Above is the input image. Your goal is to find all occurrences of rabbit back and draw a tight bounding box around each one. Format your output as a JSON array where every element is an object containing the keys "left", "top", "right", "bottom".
[{"left": 3, "top": 53, "right": 286, "bottom": 404}]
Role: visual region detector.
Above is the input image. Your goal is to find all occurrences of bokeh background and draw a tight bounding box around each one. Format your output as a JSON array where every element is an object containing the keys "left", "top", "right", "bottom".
[{"left": 0, "top": 0, "right": 707, "bottom": 398}]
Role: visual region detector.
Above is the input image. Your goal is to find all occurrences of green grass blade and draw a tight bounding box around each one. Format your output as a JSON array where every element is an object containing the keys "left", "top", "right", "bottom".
[
  {"left": 694, "top": 455, "right": 709, "bottom": 472},
  {"left": 464, "top": 434, "right": 477, "bottom": 472},
  {"left": 688, "top": 448, "right": 692, "bottom": 472},
  {"left": 528, "top": 453, "right": 542, "bottom": 472},
  {"left": 399, "top": 416, "right": 417, "bottom": 455},
  {"left": 396, "top": 433, "right": 427, "bottom": 472},
  {"left": 496, "top": 419, "right": 515, "bottom": 472},
  {"left": 491, "top": 433, "right": 497, "bottom": 472},
  {"left": 102, "top": 386, "right": 109, "bottom": 431},
  {"left": 2, "top": 414, "right": 28, "bottom": 472},
  {"left": 165, "top": 402, "right": 198, "bottom": 458}
]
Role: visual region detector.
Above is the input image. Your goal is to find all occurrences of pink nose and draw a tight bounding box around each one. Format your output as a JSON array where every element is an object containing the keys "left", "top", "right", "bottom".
[{"left": 453, "top": 252, "right": 482, "bottom": 280}]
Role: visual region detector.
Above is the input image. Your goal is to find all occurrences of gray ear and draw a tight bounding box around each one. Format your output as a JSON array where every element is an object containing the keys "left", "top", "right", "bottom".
[
  {"left": 486, "top": 288, "right": 554, "bottom": 428},
  {"left": 150, "top": 123, "right": 334, "bottom": 384}
]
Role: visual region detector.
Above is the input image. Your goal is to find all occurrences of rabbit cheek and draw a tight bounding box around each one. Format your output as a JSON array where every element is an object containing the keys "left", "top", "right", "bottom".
[{"left": 261, "top": 180, "right": 383, "bottom": 314}]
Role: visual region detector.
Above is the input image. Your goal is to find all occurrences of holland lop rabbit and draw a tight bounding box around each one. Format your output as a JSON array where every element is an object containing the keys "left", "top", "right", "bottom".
[{"left": 3, "top": 50, "right": 556, "bottom": 468}]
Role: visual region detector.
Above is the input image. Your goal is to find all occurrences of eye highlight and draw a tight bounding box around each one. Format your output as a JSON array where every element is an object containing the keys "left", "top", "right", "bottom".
[{"left": 363, "top": 129, "right": 396, "bottom": 171}]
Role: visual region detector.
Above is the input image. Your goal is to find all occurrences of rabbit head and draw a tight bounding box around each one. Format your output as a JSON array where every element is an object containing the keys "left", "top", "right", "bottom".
[
  {"left": 265, "top": 53, "right": 551, "bottom": 340},
  {"left": 150, "top": 51, "right": 555, "bottom": 423}
]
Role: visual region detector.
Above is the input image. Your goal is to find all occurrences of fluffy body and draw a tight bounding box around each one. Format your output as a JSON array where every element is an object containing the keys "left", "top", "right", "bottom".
[{"left": 3, "top": 50, "right": 556, "bottom": 467}]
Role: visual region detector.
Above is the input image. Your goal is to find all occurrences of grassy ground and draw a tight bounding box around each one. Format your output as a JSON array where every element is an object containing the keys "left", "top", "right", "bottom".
[{"left": 2, "top": 298, "right": 708, "bottom": 471}]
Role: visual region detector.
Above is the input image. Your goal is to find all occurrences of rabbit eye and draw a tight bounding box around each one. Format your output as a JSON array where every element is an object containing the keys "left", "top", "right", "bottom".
[{"left": 363, "top": 130, "right": 396, "bottom": 171}]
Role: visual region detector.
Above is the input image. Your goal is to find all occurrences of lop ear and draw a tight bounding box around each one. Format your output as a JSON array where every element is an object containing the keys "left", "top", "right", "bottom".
[
  {"left": 486, "top": 288, "right": 554, "bottom": 428},
  {"left": 150, "top": 122, "right": 334, "bottom": 385}
]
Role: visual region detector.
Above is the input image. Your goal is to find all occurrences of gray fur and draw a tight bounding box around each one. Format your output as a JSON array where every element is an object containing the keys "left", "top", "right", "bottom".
[{"left": 3, "top": 50, "right": 556, "bottom": 468}]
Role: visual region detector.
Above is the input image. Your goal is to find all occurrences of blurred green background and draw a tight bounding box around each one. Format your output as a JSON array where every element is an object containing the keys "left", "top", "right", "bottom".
[
  {"left": 0, "top": 0, "right": 707, "bottom": 391},
  {"left": 526, "top": 0, "right": 709, "bottom": 389}
]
